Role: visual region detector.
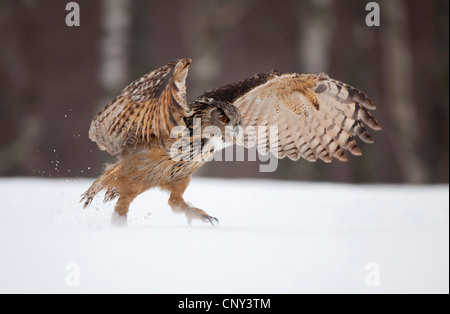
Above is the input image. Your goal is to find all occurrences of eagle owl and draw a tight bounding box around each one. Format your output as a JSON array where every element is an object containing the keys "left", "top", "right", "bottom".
[{"left": 81, "top": 58, "right": 381, "bottom": 225}]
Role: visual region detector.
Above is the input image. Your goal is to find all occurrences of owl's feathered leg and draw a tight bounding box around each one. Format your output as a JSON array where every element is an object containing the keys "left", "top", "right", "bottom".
[
  {"left": 165, "top": 176, "right": 219, "bottom": 226},
  {"left": 114, "top": 193, "right": 138, "bottom": 216},
  {"left": 109, "top": 192, "right": 138, "bottom": 227}
]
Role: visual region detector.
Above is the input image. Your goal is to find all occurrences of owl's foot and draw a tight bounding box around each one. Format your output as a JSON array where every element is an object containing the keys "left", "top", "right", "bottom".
[
  {"left": 166, "top": 177, "right": 219, "bottom": 227},
  {"left": 170, "top": 201, "right": 219, "bottom": 226},
  {"left": 185, "top": 207, "right": 219, "bottom": 226}
]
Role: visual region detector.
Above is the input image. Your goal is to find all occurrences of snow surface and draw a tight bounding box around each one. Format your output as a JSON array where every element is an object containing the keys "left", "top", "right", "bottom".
[{"left": 0, "top": 177, "right": 448, "bottom": 294}]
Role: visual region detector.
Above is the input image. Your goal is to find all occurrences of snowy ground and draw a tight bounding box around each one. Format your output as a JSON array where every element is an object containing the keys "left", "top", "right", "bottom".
[{"left": 0, "top": 177, "right": 448, "bottom": 294}]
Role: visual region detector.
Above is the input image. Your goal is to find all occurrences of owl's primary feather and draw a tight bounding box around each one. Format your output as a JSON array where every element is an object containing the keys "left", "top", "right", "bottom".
[{"left": 82, "top": 58, "right": 381, "bottom": 226}]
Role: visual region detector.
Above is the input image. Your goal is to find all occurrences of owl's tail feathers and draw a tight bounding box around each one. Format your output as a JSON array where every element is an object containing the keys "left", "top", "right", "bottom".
[{"left": 80, "top": 164, "right": 120, "bottom": 208}]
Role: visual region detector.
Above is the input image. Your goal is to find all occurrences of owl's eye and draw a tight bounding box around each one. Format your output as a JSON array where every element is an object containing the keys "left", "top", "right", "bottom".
[{"left": 219, "top": 115, "right": 229, "bottom": 123}]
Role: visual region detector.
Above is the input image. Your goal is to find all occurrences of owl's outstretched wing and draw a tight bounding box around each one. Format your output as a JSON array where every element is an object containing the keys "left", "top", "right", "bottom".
[
  {"left": 199, "top": 71, "right": 381, "bottom": 162},
  {"left": 89, "top": 58, "right": 192, "bottom": 155}
]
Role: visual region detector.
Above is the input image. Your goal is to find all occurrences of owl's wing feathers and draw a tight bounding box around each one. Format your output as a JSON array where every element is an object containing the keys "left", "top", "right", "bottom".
[
  {"left": 199, "top": 71, "right": 381, "bottom": 162},
  {"left": 89, "top": 58, "right": 192, "bottom": 155}
]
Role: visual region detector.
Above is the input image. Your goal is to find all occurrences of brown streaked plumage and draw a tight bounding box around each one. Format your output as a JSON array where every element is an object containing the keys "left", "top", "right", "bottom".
[{"left": 82, "top": 58, "right": 381, "bottom": 225}]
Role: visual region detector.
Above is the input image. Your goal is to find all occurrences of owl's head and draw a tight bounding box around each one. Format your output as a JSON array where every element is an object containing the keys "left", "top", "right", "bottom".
[{"left": 187, "top": 99, "right": 241, "bottom": 147}]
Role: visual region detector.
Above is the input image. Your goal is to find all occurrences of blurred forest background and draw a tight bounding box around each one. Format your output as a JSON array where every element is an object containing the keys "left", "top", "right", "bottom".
[{"left": 0, "top": 0, "right": 448, "bottom": 183}]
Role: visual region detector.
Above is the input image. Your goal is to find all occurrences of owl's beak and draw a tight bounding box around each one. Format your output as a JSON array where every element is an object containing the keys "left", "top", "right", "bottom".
[{"left": 233, "top": 125, "right": 240, "bottom": 135}]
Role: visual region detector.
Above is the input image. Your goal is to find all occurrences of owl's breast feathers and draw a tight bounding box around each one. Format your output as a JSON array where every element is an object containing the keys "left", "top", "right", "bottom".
[{"left": 117, "top": 141, "right": 206, "bottom": 187}]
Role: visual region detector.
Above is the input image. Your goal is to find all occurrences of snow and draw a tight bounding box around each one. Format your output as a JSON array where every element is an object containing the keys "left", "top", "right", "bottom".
[{"left": 0, "top": 177, "right": 448, "bottom": 294}]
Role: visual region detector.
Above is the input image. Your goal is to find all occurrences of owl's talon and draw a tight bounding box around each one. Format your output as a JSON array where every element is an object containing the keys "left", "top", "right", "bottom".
[
  {"left": 205, "top": 216, "right": 219, "bottom": 226},
  {"left": 192, "top": 215, "right": 219, "bottom": 227},
  {"left": 185, "top": 210, "right": 219, "bottom": 227},
  {"left": 210, "top": 216, "right": 219, "bottom": 226}
]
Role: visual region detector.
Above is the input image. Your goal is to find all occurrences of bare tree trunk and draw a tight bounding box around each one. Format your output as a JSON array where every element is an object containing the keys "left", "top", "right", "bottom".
[
  {"left": 298, "top": 0, "right": 334, "bottom": 73},
  {"left": 382, "top": 0, "right": 428, "bottom": 183},
  {"left": 181, "top": 0, "right": 250, "bottom": 98},
  {"left": 100, "top": 0, "right": 131, "bottom": 97}
]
